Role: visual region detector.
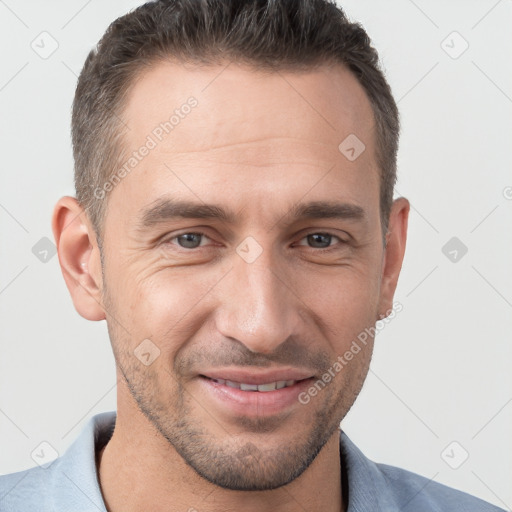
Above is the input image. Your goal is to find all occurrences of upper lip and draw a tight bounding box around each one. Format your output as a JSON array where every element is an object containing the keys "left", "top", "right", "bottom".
[{"left": 200, "top": 368, "right": 315, "bottom": 385}]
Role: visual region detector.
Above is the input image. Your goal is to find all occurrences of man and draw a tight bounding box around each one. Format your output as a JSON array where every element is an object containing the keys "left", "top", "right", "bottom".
[{"left": 0, "top": 0, "right": 504, "bottom": 511}]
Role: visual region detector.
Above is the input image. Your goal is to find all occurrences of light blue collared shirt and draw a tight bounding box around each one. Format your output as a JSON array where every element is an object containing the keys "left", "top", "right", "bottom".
[{"left": 0, "top": 411, "right": 505, "bottom": 511}]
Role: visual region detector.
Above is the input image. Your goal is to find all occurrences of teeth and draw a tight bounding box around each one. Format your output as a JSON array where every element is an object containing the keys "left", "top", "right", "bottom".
[
  {"left": 240, "top": 383, "right": 258, "bottom": 391},
  {"left": 257, "top": 382, "right": 277, "bottom": 392},
  {"left": 210, "top": 378, "right": 297, "bottom": 391}
]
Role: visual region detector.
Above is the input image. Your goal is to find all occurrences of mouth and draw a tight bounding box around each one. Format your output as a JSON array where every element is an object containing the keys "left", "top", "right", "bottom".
[
  {"left": 196, "top": 370, "right": 316, "bottom": 418},
  {"left": 203, "top": 377, "right": 304, "bottom": 392}
]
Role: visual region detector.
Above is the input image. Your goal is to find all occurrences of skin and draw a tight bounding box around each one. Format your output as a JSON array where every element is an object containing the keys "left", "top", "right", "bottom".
[{"left": 52, "top": 60, "right": 409, "bottom": 512}]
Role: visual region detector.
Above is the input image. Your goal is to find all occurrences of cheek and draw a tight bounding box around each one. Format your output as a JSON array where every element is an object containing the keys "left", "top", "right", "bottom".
[
  {"left": 291, "top": 270, "right": 380, "bottom": 381},
  {"left": 119, "top": 269, "right": 218, "bottom": 352},
  {"left": 299, "top": 264, "right": 382, "bottom": 329}
]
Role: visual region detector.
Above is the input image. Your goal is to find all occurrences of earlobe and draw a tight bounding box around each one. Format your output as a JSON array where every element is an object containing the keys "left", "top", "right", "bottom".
[
  {"left": 378, "top": 197, "right": 410, "bottom": 319},
  {"left": 51, "top": 196, "right": 106, "bottom": 321}
]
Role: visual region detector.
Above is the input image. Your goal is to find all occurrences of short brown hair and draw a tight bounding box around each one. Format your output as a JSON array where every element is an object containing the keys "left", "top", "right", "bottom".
[{"left": 72, "top": 0, "right": 399, "bottom": 243}]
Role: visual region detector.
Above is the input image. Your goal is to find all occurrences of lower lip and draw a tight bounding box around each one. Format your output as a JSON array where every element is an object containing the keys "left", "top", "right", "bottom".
[{"left": 198, "top": 376, "right": 314, "bottom": 417}]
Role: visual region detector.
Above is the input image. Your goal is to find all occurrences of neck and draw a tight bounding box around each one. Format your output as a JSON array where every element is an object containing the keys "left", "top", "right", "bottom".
[{"left": 97, "top": 407, "right": 345, "bottom": 512}]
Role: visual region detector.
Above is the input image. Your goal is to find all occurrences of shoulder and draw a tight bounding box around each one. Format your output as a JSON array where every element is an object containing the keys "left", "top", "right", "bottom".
[
  {"left": 376, "top": 462, "right": 505, "bottom": 511},
  {"left": 0, "top": 465, "right": 53, "bottom": 511},
  {"left": 0, "top": 411, "right": 115, "bottom": 512},
  {"left": 339, "top": 430, "right": 505, "bottom": 511}
]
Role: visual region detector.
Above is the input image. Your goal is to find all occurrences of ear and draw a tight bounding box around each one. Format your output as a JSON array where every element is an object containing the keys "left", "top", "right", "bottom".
[
  {"left": 377, "top": 197, "right": 410, "bottom": 319},
  {"left": 51, "top": 196, "right": 106, "bottom": 321}
]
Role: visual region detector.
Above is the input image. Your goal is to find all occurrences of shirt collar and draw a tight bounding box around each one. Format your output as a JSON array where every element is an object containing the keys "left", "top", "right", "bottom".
[
  {"left": 340, "top": 429, "right": 398, "bottom": 511},
  {"left": 50, "top": 411, "right": 114, "bottom": 512}
]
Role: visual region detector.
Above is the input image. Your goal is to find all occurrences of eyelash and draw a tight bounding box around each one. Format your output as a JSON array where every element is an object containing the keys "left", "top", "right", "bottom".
[{"left": 164, "top": 231, "right": 347, "bottom": 252}]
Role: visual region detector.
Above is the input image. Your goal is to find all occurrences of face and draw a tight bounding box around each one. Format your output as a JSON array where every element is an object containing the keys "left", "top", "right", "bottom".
[{"left": 86, "top": 61, "right": 405, "bottom": 490}]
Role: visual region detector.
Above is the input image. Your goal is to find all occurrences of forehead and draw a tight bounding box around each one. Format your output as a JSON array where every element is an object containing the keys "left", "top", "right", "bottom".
[
  {"left": 106, "top": 60, "right": 379, "bottom": 230},
  {"left": 122, "top": 60, "right": 375, "bottom": 153}
]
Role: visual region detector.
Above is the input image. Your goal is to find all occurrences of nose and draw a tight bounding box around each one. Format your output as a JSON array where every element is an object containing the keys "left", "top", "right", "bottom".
[{"left": 214, "top": 244, "right": 303, "bottom": 354}]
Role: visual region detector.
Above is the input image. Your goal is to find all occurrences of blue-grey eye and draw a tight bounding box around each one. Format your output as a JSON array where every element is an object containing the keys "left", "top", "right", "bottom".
[
  {"left": 176, "top": 233, "right": 204, "bottom": 249},
  {"left": 306, "top": 233, "right": 333, "bottom": 248}
]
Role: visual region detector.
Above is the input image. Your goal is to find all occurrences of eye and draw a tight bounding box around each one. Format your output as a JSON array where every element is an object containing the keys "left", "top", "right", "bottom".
[
  {"left": 163, "top": 231, "right": 346, "bottom": 252},
  {"left": 296, "top": 232, "right": 345, "bottom": 250},
  {"left": 169, "top": 232, "right": 211, "bottom": 249}
]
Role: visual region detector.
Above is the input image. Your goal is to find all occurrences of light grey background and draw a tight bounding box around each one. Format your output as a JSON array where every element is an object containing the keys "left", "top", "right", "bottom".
[{"left": 0, "top": 0, "right": 510, "bottom": 509}]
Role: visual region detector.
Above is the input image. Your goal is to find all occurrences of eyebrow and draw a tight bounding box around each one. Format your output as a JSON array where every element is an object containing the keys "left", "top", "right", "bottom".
[
  {"left": 137, "top": 198, "right": 238, "bottom": 229},
  {"left": 136, "top": 197, "right": 366, "bottom": 231},
  {"left": 288, "top": 200, "right": 366, "bottom": 223}
]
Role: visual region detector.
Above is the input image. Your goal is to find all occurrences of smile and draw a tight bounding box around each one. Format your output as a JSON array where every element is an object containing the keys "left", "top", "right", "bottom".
[
  {"left": 209, "top": 378, "right": 298, "bottom": 392},
  {"left": 197, "top": 373, "right": 315, "bottom": 418}
]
